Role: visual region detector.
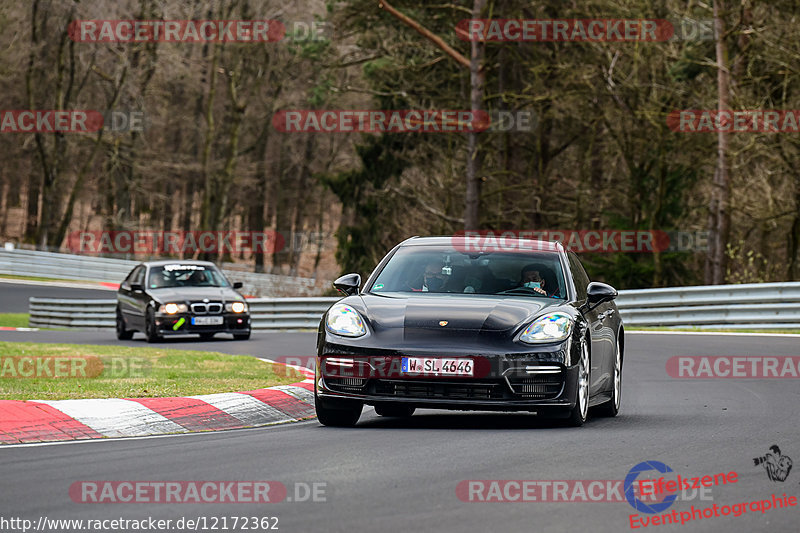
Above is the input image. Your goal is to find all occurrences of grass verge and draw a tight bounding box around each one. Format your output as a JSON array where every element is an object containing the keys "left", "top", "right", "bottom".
[
  {"left": 0, "top": 313, "right": 30, "bottom": 328},
  {"left": 0, "top": 342, "right": 305, "bottom": 400}
]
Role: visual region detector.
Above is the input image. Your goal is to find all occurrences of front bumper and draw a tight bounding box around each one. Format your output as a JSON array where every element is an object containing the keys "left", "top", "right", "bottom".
[
  {"left": 315, "top": 346, "right": 579, "bottom": 413},
  {"left": 154, "top": 312, "right": 251, "bottom": 335}
]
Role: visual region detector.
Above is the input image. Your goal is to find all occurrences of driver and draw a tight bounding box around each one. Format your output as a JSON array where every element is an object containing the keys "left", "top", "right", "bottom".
[
  {"left": 410, "top": 261, "right": 450, "bottom": 292},
  {"left": 188, "top": 269, "right": 209, "bottom": 285},
  {"left": 519, "top": 264, "right": 548, "bottom": 296}
]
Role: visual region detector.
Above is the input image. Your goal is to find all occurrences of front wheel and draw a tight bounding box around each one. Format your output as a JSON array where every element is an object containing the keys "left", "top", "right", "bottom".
[
  {"left": 315, "top": 395, "right": 362, "bottom": 427},
  {"left": 375, "top": 404, "right": 415, "bottom": 417},
  {"left": 145, "top": 307, "right": 162, "bottom": 343},
  {"left": 596, "top": 339, "right": 622, "bottom": 417},
  {"left": 566, "top": 338, "right": 590, "bottom": 427}
]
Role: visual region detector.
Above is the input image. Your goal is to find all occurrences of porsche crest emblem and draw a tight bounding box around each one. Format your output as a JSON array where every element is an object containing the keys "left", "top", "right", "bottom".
[{"left": 439, "top": 320, "right": 448, "bottom": 327}]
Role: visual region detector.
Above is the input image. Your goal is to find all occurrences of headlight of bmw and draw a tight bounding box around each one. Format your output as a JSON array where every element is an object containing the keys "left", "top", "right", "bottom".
[
  {"left": 159, "top": 303, "right": 188, "bottom": 314},
  {"left": 520, "top": 312, "right": 573, "bottom": 344},
  {"left": 225, "top": 301, "right": 248, "bottom": 313},
  {"left": 325, "top": 304, "right": 366, "bottom": 337}
]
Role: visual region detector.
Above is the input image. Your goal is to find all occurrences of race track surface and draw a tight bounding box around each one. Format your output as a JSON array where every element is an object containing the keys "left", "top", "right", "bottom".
[{"left": 1, "top": 331, "right": 799, "bottom": 533}]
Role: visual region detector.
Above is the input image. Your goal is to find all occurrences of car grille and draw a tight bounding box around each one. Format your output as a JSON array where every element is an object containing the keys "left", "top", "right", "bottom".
[
  {"left": 190, "top": 302, "right": 223, "bottom": 314},
  {"left": 506, "top": 374, "right": 564, "bottom": 399},
  {"left": 371, "top": 379, "right": 506, "bottom": 400},
  {"left": 326, "top": 377, "right": 368, "bottom": 392}
]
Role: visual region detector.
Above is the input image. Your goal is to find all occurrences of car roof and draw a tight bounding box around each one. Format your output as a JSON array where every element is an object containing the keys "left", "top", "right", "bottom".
[
  {"left": 399, "top": 235, "right": 564, "bottom": 253},
  {"left": 139, "top": 260, "right": 220, "bottom": 268}
]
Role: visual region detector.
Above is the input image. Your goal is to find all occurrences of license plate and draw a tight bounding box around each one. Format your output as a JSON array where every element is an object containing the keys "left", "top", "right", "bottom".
[
  {"left": 192, "top": 316, "right": 223, "bottom": 326},
  {"left": 401, "top": 357, "right": 474, "bottom": 376}
]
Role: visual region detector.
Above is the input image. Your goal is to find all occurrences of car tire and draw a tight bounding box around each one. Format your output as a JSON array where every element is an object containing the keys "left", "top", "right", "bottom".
[
  {"left": 596, "top": 339, "right": 622, "bottom": 417},
  {"left": 199, "top": 332, "right": 215, "bottom": 340},
  {"left": 145, "top": 307, "right": 162, "bottom": 344},
  {"left": 115, "top": 308, "right": 134, "bottom": 340},
  {"left": 374, "top": 404, "right": 415, "bottom": 417},
  {"left": 315, "top": 394, "right": 362, "bottom": 427},
  {"left": 233, "top": 331, "right": 251, "bottom": 340},
  {"left": 566, "top": 337, "right": 590, "bottom": 427}
]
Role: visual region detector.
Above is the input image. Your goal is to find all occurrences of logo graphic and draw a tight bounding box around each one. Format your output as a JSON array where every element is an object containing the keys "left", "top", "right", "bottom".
[
  {"left": 625, "top": 461, "right": 677, "bottom": 514},
  {"left": 439, "top": 321, "right": 448, "bottom": 327},
  {"left": 753, "top": 445, "right": 793, "bottom": 482}
]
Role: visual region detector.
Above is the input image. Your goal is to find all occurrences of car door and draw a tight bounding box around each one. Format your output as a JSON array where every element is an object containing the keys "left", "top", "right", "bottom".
[
  {"left": 118, "top": 266, "right": 143, "bottom": 328},
  {"left": 130, "top": 265, "right": 150, "bottom": 328},
  {"left": 567, "top": 252, "right": 613, "bottom": 394}
]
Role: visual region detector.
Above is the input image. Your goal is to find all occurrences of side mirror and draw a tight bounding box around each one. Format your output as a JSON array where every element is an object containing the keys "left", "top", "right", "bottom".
[
  {"left": 587, "top": 282, "right": 617, "bottom": 307},
  {"left": 333, "top": 273, "right": 361, "bottom": 296},
  {"left": 233, "top": 282, "right": 244, "bottom": 289},
  {"left": 130, "top": 283, "right": 144, "bottom": 292}
]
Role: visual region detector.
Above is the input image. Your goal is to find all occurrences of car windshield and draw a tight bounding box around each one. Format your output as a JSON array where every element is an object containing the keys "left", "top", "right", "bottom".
[
  {"left": 368, "top": 245, "right": 567, "bottom": 299},
  {"left": 147, "top": 264, "right": 229, "bottom": 289}
]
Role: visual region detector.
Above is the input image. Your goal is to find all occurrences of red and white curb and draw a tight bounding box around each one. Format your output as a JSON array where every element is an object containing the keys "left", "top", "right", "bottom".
[
  {"left": 0, "top": 327, "right": 39, "bottom": 331},
  {"left": 0, "top": 363, "right": 316, "bottom": 445}
]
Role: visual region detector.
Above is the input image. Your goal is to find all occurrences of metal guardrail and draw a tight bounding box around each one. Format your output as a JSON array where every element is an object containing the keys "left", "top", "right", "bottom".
[
  {"left": 28, "top": 297, "right": 340, "bottom": 330},
  {"left": 615, "top": 282, "right": 800, "bottom": 328},
  {"left": 0, "top": 248, "right": 329, "bottom": 297},
  {"left": 26, "top": 282, "right": 800, "bottom": 330}
]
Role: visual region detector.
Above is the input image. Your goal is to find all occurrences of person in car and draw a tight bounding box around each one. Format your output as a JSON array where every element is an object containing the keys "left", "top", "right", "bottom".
[{"left": 519, "top": 264, "right": 553, "bottom": 296}]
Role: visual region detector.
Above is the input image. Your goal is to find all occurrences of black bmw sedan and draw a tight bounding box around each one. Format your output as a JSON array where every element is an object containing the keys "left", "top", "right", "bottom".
[
  {"left": 315, "top": 236, "right": 623, "bottom": 427},
  {"left": 116, "top": 260, "right": 251, "bottom": 342}
]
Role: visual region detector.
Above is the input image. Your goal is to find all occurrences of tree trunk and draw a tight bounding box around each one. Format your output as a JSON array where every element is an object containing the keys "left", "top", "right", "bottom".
[
  {"left": 464, "top": 0, "right": 486, "bottom": 230},
  {"left": 706, "top": 0, "right": 731, "bottom": 285}
]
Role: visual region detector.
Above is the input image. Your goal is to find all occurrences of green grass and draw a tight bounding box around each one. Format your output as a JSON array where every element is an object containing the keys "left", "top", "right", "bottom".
[
  {"left": 0, "top": 313, "right": 30, "bottom": 328},
  {"left": 0, "top": 342, "right": 305, "bottom": 400},
  {"left": 630, "top": 327, "right": 800, "bottom": 334},
  {"left": 0, "top": 273, "right": 72, "bottom": 283}
]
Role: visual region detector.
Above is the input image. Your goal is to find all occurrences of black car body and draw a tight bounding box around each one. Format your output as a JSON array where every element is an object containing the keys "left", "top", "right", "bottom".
[
  {"left": 116, "top": 260, "right": 251, "bottom": 342},
  {"left": 315, "top": 236, "right": 623, "bottom": 427}
]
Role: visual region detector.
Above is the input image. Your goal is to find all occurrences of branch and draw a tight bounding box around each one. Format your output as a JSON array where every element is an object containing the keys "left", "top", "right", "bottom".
[{"left": 378, "top": 0, "right": 471, "bottom": 70}]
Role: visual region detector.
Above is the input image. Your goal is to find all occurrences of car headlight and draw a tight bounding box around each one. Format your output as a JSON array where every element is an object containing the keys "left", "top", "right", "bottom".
[
  {"left": 520, "top": 312, "right": 573, "bottom": 344},
  {"left": 325, "top": 304, "right": 366, "bottom": 337},
  {"left": 160, "top": 303, "right": 188, "bottom": 314},
  {"left": 226, "top": 301, "right": 248, "bottom": 313}
]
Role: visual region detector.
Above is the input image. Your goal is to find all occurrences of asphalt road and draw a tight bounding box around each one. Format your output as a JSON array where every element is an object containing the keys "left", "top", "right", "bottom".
[
  {"left": 0, "top": 280, "right": 115, "bottom": 313},
  {"left": 1, "top": 332, "right": 799, "bottom": 532}
]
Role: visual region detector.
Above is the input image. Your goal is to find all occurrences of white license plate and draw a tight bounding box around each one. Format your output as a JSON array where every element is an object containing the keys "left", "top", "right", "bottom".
[
  {"left": 192, "top": 316, "right": 223, "bottom": 326},
  {"left": 401, "top": 357, "right": 474, "bottom": 376}
]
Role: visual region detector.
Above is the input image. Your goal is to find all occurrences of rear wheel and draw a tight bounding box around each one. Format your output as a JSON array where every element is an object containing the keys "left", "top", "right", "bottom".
[
  {"left": 374, "top": 404, "right": 415, "bottom": 417},
  {"left": 233, "top": 331, "right": 251, "bottom": 340},
  {"left": 566, "top": 338, "right": 590, "bottom": 427},
  {"left": 315, "top": 395, "right": 362, "bottom": 427},
  {"left": 596, "top": 339, "right": 622, "bottom": 417},
  {"left": 145, "top": 307, "right": 162, "bottom": 343},
  {"left": 115, "top": 308, "right": 133, "bottom": 340}
]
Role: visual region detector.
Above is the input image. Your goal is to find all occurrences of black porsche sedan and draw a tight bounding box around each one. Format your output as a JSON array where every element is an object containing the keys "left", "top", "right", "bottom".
[
  {"left": 315, "top": 236, "right": 623, "bottom": 427},
  {"left": 116, "top": 260, "right": 251, "bottom": 342}
]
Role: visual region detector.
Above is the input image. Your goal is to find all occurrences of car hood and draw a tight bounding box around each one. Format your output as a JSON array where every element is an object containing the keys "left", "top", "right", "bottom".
[
  {"left": 356, "top": 293, "right": 567, "bottom": 339},
  {"left": 148, "top": 286, "right": 244, "bottom": 304}
]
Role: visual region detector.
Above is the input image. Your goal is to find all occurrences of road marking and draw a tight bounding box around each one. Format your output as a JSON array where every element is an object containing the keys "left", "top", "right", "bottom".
[
  {"left": 629, "top": 330, "right": 800, "bottom": 338},
  {"left": 32, "top": 398, "right": 188, "bottom": 437}
]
